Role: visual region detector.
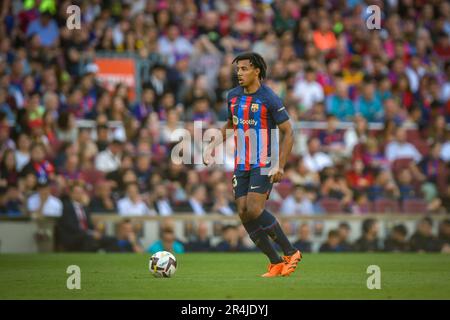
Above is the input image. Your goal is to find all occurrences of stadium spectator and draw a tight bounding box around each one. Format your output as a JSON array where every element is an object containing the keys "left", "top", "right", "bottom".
[
  {"left": 320, "top": 172, "right": 353, "bottom": 209},
  {"left": 326, "top": 80, "right": 355, "bottom": 122},
  {"left": 20, "top": 142, "right": 55, "bottom": 183},
  {"left": 385, "top": 127, "right": 423, "bottom": 163},
  {"left": 158, "top": 24, "right": 193, "bottom": 67},
  {"left": 215, "top": 225, "right": 249, "bottom": 252},
  {"left": 292, "top": 223, "right": 312, "bottom": 253},
  {"left": 1, "top": 148, "right": 19, "bottom": 187},
  {"left": 409, "top": 217, "right": 442, "bottom": 253},
  {"left": 151, "top": 184, "right": 174, "bottom": 216},
  {"left": 359, "top": 137, "right": 390, "bottom": 171},
  {"left": 148, "top": 227, "right": 185, "bottom": 255},
  {"left": 117, "top": 182, "right": 154, "bottom": 217},
  {"left": 115, "top": 219, "right": 144, "bottom": 253},
  {"left": 88, "top": 180, "right": 117, "bottom": 214},
  {"left": 318, "top": 114, "right": 346, "bottom": 156},
  {"left": 346, "top": 158, "right": 374, "bottom": 192},
  {"left": 293, "top": 66, "right": 324, "bottom": 112},
  {"left": 0, "top": 183, "right": 23, "bottom": 216},
  {"left": 26, "top": 11, "right": 59, "bottom": 48},
  {"left": 287, "top": 158, "right": 320, "bottom": 187},
  {"left": 319, "top": 229, "right": 344, "bottom": 253},
  {"left": 26, "top": 179, "right": 62, "bottom": 218},
  {"left": 14, "top": 133, "right": 31, "bottom": 172},
  {"left": 367, "top": 169, "right": 400, "bottom": 201},
  {"left": 355, "top": 80, "right": 384, "bottom": 122},
  {"left": 280, "top": 184, "right": 316, "bottom": 216},
  {"left": 350, "top": 191, "right": 371, "bottom": 215},
  {"left": 353, "top": 218, "right": 381, "bottom": 252},
  {"left": 337, "top": 222, "right": 352, "bottom": 252},
  {"left": 302, "top": 137, "right": 333, "bottom": 173},
  {"left": 384, "top": 224, "right": 410, "bottom": 252},
  {"left": 57, "top": 182, "right": 117, "bottom": 252},
  {"left": 344, "top": 115, "right": 370, "bottom": 157},
  {"left": 95, "top": 139, "right": 123, "bottom": 173},
  {"left": 177, "top": 184, "right": 209, "bottom": 215},
  {"left": 186, "top": 222, "right": 212, "bottom": 252},
  {"left": 396, "top": 168, "right": 419, "bottom": 202},
  {"left": 211, "top": 182, "right": 234, "bottom": 216}
]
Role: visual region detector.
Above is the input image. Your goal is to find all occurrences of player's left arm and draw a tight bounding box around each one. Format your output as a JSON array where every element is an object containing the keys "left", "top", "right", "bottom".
[{"left": 270, "top": 119, "right": 294, "bottom": 183}]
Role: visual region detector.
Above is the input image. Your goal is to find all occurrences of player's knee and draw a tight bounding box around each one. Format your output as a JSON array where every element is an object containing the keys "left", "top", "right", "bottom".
[
  {"left": 237, "top": 207, "right": 248, "bottom": 220},
  {"left": 246, "top": 201, "right": 264, "bottom": 219}
]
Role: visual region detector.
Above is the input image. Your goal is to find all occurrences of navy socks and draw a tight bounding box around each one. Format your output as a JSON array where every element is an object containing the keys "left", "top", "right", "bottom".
[
  {"left": 243, "top": 219, "right": 283, "bottom": 264},
  {"left": 257, "top": 210, "right": 297, "bottom": 256}
]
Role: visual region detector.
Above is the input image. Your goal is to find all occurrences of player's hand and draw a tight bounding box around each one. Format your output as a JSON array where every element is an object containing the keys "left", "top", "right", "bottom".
[
  {"left": 268, "top": 167, "right": 284, "bottom": 183},
  {"left": 203, "top": 146, "right": 214, "bottom": 166}
]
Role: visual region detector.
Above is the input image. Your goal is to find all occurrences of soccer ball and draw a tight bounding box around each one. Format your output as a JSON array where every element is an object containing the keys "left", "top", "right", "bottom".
[{"left": 149, "top": 251, "right": 177, "bottom": 278}]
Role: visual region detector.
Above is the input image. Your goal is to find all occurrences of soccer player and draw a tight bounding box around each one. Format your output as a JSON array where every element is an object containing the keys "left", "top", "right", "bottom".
[{"left": 204, "top": 52, "right": 302, "bottom": 277}]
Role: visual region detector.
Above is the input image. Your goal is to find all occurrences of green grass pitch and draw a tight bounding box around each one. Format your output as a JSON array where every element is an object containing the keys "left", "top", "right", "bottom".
[{"left": 1, "top": 253, "right": 450, "bottom": 299}]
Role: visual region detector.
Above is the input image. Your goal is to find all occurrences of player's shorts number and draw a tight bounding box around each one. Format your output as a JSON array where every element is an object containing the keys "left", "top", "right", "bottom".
[{"left": 232, "top": 175, "right": 237, "bottom": 188}]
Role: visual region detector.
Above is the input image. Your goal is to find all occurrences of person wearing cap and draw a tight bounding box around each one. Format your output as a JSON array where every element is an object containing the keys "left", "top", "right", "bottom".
[{"left": 26, "top": 179, "right": 62, "bottom": 218}]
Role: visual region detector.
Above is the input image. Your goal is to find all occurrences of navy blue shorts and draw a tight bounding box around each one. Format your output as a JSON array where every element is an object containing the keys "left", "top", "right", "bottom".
[{"left": 232, "top": 167, "right": 273, "bottom": 200}]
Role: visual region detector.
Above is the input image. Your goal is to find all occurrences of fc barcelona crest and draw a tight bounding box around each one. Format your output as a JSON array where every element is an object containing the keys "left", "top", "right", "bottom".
[{"left": 251, "top": 103, "right": 259, "bottom": 112}]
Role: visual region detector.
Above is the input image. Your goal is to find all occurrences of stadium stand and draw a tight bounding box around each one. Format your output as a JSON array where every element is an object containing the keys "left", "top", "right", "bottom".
[{"left": 0, "top": 0, "right": 449, "bottom": 253}]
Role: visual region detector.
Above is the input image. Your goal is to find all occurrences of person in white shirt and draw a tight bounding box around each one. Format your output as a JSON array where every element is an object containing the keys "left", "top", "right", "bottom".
[
  {"left": 15, "top": 132, "right": 31, "bottom": 172},
  {"left": 441, "top": 140, "right": 450, "bottom": 162},
  {"left": 27, "top": 181, "right": 62, "bottom": 217},
  {"left": 158, "top": 24, "right": 193, "bottom": 67},
  {"left": 280, "top": 185, "right": 316, "bottom": 216},
  {"left": 302, "top": 137, "right": 333, "bottom": 173},
  {"left": 385, "top": 127, "right": 423, "bottom": 163},
  {"left": 293, "top": 67, "right": 324, "bottom": 111},
  {"left": 118, "top": 183, "right": 155, "bottom": 216},
  {"left": 95, "top": 139, "right": 123, "bottom": 173}
]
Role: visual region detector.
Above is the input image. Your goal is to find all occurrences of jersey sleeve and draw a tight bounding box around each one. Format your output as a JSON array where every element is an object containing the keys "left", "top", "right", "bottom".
[{"left": 267, "top": 92, "right": 290, "bottom": 125}]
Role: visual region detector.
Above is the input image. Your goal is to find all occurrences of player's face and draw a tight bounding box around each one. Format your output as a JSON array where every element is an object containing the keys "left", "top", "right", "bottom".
[{"left": 236, "top": 60, "right": 259, "bottom": 87}]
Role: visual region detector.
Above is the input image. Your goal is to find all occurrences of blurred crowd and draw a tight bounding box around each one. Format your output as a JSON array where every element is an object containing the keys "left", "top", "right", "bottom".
[
  {"left": 73, "top": 215, "right": 450, "bottom": 254},
  {"left": 0, "top": 0, "right": 450, "bottom": 251}
]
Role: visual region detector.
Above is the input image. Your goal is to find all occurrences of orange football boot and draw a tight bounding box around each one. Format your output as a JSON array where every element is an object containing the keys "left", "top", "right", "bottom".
[
  {"left": 261, "top": 262, "right": 285, "bottom": 277},
  {"left": 281, "top": 250, "right": 302, "bottom": 276}
]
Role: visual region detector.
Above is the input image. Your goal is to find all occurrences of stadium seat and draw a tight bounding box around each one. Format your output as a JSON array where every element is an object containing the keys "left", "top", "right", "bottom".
[
  {"left": 372, "top": 198, "right": 400, "bottom": 214},
  {"left": 199, "top": 170, "right": 210, "bottom": 183},
  {"left": 274, "top": 182, "right": 293, "bottom": 199},
  {"left": 80, "top": 169, "right": 105, "bottom": 187},
  {"left": 266, "top": 200, "right": 282, "bottom": 214},
  {"left": 410, "top": 138, "right": 429, "bottom": 156},
  {"left": 402, "top": 199, "right": 428, "bottom": 214},
  {"left": 392, "top": 158, "right": 413, "bottom": 174},
  {"left": 319, "top": 198, "right": 343, "bottom": 214}
]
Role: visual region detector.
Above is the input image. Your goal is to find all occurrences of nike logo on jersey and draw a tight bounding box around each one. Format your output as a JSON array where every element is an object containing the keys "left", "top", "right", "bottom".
[
  {"left": 250, "top": 185, "right": 260, "bottom": 190},
  {"left": 277, "top": 106, "right": 285, "bottom": 112}
]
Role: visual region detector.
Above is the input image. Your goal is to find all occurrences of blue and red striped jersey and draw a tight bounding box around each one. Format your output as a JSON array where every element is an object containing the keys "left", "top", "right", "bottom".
[{"left": 227, "top": 84, "right": 290, "bottom": 171}]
